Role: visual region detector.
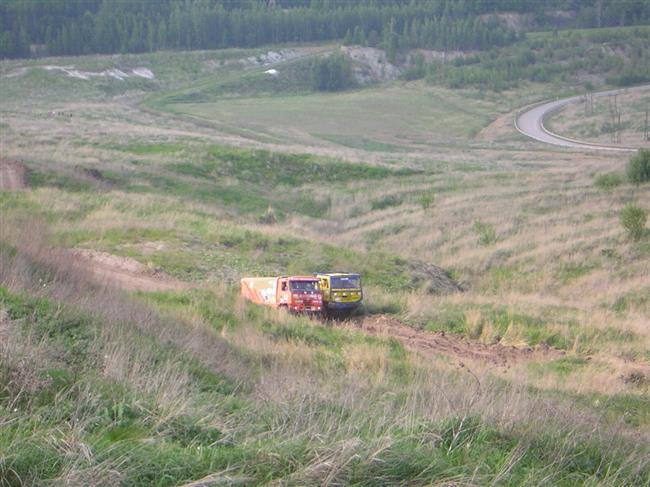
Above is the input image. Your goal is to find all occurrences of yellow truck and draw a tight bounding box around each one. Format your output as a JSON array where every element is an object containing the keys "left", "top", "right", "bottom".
[{"left": 315, "top": 272, "right": 363, "bottom": 316}]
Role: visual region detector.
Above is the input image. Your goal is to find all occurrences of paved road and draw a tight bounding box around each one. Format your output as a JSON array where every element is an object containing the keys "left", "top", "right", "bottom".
[{"left": 515, "top": 85, "right": 650, "bottom": 152}]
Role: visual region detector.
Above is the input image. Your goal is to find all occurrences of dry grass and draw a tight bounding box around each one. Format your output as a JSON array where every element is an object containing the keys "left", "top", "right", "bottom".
[
  {"left": 547, "top": 86, "right": 650, "bottom": 147},
  {"left": 4, "top": 96, "right": 648, "bottom": 398},
  {"left": 1, "top": 47, "right": 650, "bottom": 483},
  {"left": 1, "top": 221, "right": 649, "bottom": 485}
]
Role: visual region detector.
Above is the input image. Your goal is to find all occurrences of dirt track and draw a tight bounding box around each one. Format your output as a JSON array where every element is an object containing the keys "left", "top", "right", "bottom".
[
  {"left": 69, "top": 248, "right": 561, "bottom": 367},
  {"left": 339, "top": 314, "right": 562, "bottom": 367},
  {"left": 0, "top": 159, "right": 29, "bottom": 191},
  {"left": 71, "top": 249, "right": 187, "bottom": 292}
]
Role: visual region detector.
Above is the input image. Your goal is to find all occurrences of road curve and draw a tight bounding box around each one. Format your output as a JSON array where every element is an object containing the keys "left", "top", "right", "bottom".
[{"left": 515, "top": 85, "right": 650, "bottom": 152}]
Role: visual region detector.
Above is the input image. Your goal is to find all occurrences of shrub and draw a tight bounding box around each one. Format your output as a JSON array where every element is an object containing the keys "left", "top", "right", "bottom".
[
  {"left": 474, "top": 220, "right": 497, "bottom": 246},
  {"left": 258, "top": 205, "right": 278, "bottom": 224},
  {"left": 620, "top": 203, "right": 647, "bottom": 241},
  {"left": 418, "top": 191, "right": 435, "bottom": 209},
  {"left": 371, "top": 194, "right": 403, "bottom": 210},
  {"left": 594, "top": 172, "right": 623, "bottom": 190},
  {"left": 627, "top": 149, "right": 650, "bottom": 184},
  {"left": 311, "top": 53, "right": 355, "bottom": 92},
  {"left": 403, "top": 53, "right": 426, "bottom": 81}
]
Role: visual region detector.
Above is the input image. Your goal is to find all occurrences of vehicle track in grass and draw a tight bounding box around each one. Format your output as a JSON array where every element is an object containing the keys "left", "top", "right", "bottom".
[
  {"left": 338, "top": 314, "right": 563, "bottom": 368},
  {"left": 69, "top": 248, "right": 563, "bottom": 367},
  {"left": 71, "top": 249, "right": 189, "bottom": 293}
]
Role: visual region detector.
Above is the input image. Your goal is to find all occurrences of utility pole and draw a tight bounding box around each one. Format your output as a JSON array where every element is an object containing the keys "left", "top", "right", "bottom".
[
  {"left": 608, "top": 94, "right": 621, "bottom": 144},
  {"left": 584, "top": 91, "right": 594, "bottom": 116}
]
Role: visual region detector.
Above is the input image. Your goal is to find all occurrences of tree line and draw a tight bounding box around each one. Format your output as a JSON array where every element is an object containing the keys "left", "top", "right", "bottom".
[
  {"left": 2, "top": 0, "right": 650, "bottom": 59},
  {"left": 419, "top": 26, "right": 650, "bottom": 91}
]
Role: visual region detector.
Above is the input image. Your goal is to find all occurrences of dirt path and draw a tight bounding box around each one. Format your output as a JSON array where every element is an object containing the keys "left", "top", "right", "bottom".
[
  {"left": 338, "top": 314, "right": 563, "bottom": 367},
  {"left": 72, "top": 248, "right": 559, "bottom": 366},
  {"left": 0, "top": 159, "right": 29, "bottom": 191},
  {"left": 71, "top": 249, "right": 188, "bottom": 292}
]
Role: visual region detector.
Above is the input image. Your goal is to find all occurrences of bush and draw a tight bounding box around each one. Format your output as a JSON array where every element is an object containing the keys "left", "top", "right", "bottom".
[
  {"left": 474, "top": 220, "right": 498, "bottom": 246},
  {"left": 418, "top": 191, "right": 435, "bottom": 210},
  {"left": 594, "top": 172, "right": 624, "bottom": 190},
  {"left": 627, "top": 149, "right": 650, "bottom": 184},
  {"left": 311, "top": 53, "right": 355, "bottom": 92},
  {"left": 403, "top": 53, "right": 426, "bottom": 81},
  {"left": 620, "top": 203, "right": 647, "bottom": 241},
  {"left": 371, "top": 194, "right": 403, "bottom": 211}
]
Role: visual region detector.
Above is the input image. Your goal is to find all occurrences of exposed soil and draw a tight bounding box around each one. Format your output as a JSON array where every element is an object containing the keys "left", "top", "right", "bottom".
[
  {"left": 409, "top": 260, "right": 465, "bottom": 294},
  {"left": 71, "top": 247, "right": 558, "bottom": 366},
  {"left": 338, "top": 314, "right": 563, "bottom": 368},
  {"left": 71, "top": 248, "right": 187, "bottom": 292},
  {"left": 342, "top": 46, "right": 401, "bottom": 83},
  {"left": 41, "top": 65, "right": 154, "bottom": 81},
  {"left": 0, "top": 159, "right": 29, "bottom": 191},
  {"left": 73, "top": 165, "right": 115, "bottom": 188}
]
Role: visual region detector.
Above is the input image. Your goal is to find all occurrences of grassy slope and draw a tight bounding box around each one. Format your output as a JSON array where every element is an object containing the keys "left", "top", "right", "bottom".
[
  {"left": 162, "top": 85, "right": 496, "bottom": 148},
  {"left": 1, "top": 35, "right": 649, "bottom": 485},
  {"left": 1, "top": 257, "right": 648, "bottom": 486},
  {"left": 546, "top": 87, "right": 650, "bottom": 147}
]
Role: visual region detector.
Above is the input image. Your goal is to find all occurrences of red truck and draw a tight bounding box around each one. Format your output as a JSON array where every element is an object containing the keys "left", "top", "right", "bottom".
[{"left": 240, "top": 276, "right": 323, "bottom": 314}]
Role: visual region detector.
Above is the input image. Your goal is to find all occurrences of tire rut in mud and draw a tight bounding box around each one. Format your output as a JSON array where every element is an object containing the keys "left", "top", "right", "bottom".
[{"left": 336, "top": 314, "right": 563, "bottom": 367}]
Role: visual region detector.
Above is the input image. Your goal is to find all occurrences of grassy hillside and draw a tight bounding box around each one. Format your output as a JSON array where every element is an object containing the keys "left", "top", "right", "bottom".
[
  {"left": 1, "top": 30, "right": 649, "bottom": 485},
  {"left": 546, "top": 86, "right": 650, "bottom": 148},
  {"left": 1, "top": 238, "right": 648, "bottom": 486}
]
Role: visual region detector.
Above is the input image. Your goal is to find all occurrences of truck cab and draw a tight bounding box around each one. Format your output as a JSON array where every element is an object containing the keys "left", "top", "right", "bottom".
[
  {"left": 277, "top": 276, "right": 323, "bottom": 314},
  {"left": 316, "top": 272, "right": 362, "bottom": 315}
]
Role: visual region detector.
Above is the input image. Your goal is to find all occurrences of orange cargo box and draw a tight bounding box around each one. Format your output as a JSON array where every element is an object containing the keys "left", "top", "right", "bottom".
[{"left": 241, "top": 277, "right": 278, "bottom": 307}]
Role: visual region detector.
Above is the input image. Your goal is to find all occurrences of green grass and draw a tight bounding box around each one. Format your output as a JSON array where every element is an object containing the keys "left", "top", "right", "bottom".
[
  {"left": 2, "top": 41, "right": 650, "bottom": 485},
  {"left": 31, "top": 142, "right": 418, "bottom": 219},
  {"left": 159, "top": 83, "right": 497, "bottom": 148},
  {"left": 0, "top": 47, "right": 260, "bottom": 107},
  {"left": 0, "top": 286, "right": 247, "bottom": 486},
  {"left": 529, "top": 356, "right": 589, "bottom": 377},
  {"left": 57, "top": 218, "right": 418, "bottom": 290},
  {"left": 113, "top": 142, "right": 187, "bottom": 155},
  {"left": 594, "top": 172, "right": 625, "bottom": 190},
  {"left": 164, "top": 145, "right": 416, "bottom": 187},
  {"left": 370, "top": 194, "right": 404, "bottom": 211},
  {"left": 314, "top": 133, "right": 409, "bottom": 152},
  {"left": 3, "top": 284, "right": 648, "bottom": 485},
  {"left": 433, "top": 300, "right": 641, "bottom": 352},
  {"left": 556, "top": 260, "right": 600, "bottom": 283},
  {"left": 151, "top": 54, "right": 319, "bottom": 106}
]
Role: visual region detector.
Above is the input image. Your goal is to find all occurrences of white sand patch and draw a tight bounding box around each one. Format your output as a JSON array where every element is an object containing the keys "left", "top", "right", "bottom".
[
  {"left": 3, "top": 67, "right": 29, "bottom": 78},
  {"left": 132, "top": 68, "right": 154, "bottom": 79},
  {"left": 44, "top": 65, "right": 92, "bottom": 80},
  {"left": 39, "top": 65, "right": 155, "bottom": 81},
  {"left": 241, "top": 49, "right": 301, "bottom": 67},
  {"left": 106, "top": 69, "right": 129, "bottom": 80}
]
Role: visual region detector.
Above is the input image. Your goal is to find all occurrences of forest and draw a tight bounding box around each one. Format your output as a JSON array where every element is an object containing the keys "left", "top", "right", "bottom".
[
  {"left": 421, "top": 26, "right": 650, "bottom": 90},
  {"left": 2, "top": 0, "right": 650, "bottom": 59}
]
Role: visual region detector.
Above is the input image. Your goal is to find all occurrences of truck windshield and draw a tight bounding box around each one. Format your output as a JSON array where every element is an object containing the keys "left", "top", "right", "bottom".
[
  {"left": 290, "top": 280, "right": 319, "bottom": 292},
  {"left": 331, "top": 276, "right": 360, "bottom": 289}
]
